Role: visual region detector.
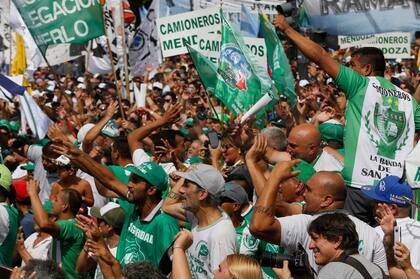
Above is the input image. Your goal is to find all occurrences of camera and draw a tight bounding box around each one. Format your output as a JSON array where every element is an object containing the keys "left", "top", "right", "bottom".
[{"left": 259, "top": 243, "right": 313, "bottom": 277}]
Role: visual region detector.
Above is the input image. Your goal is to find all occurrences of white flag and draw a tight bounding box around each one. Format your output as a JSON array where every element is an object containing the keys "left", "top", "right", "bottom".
[
  {"left": 6, "top": 76, "right": 53, "bottom": 139},
  {"left": 129, "top": 0, "right": 161, "bottom": 77},
  {"left": 0, "top": 0, "right": 11, "bottom": 73}
]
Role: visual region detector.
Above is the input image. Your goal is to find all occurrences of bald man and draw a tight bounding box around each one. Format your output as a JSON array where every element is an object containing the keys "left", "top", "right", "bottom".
[
  {"left": 250, "top": 161, "right": 387, "bottom": 274},
  {"left": 287, "top": 123, "right": 343, "bottom": 172}
]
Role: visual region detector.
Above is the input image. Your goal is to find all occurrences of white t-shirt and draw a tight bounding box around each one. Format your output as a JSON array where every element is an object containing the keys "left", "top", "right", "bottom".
[
  {"left": 186, "top": 211, "right": 236, "bottom": 279},
  {"left": 76, "top": 170, "right": 108, "bottom": 208},
  {"left": 375, "top": 217, "right": 420, "bottom": 273},
  {"left": 21, "top": 232, "right": 52, "bottom": 267},
  {"left": 277, "top": 211, "right": 387, "bottom": 274},
  {"left": 0, "top": 205, "right": 10, "bottom": 246},
  {"left": 132, "top": 148, "right": 176, "bottom": 174},
  {"left": 313, "top": 150, "right": 343, "bottom": 172}
]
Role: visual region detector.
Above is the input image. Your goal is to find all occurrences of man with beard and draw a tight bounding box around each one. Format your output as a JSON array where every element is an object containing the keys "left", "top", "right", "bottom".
[
  {"left": 49, "top": 140, "right": 179, "bottom": 274},
  {"left": 162, "top": 164, "right": 236, "bottom": 279}
]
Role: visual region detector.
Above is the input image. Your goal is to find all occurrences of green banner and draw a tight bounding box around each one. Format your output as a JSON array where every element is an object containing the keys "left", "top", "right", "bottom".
[
  {"left": 13, "top": 0, "right": 105, "bottom": 53},
  {"left": 260, "top": 14, "right": 295, "bottom": 108}
]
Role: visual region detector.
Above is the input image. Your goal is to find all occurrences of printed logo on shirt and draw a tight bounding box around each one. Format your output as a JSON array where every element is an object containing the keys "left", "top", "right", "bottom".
[
  {"left": 243, "top": 232, "right": 258, "bottom": 250},
  {"left": 122, "top": 237, "right": 146, "bottom": 264},
  {"left": 196, "top": 240, "right": 209, "bottom": 258},
  {"left": 128, "top": 223, "right": 154, "bottom": 244}
]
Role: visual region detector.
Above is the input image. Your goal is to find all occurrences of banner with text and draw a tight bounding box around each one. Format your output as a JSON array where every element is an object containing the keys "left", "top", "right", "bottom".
[
  {"left": 301, "top": 0, "right": 420, "bottom": 35},
  {"left": 157, "top": 8, "right": 266, "bottom": 67},
  {"left": 338, "top": 32, "right": 411, "bottom": 59},
  {"left": 13, "top": 0, "right": 105, "bottom": 53}
]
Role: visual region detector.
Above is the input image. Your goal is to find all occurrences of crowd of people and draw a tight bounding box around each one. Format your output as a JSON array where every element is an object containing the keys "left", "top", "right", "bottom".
[{"left": 1, "top": 13, "right": 420, "bottom": 279}]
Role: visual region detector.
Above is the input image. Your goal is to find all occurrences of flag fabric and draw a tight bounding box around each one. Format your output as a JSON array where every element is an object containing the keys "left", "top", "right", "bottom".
[
  {"left": 129, "top": 0, "right": 161, "bottom": 77},
  {"left": 0, "top": 0, "right": 11, "bottom": 73},
  {"left": 13, "top": 0, "right": 105, "bottom": 54},
  {"left": 0, "top": 74, "right": 25, "bottom": 95},
  {"left": 1, "top": 75, "right": 52, "bottom": 139},
  {"left": 186, "top": 44, "right": 218, "bottom": 92},
  {"left": 87, "top": 39, "right": 112, "bottom": 75},
  {"left": 215, "top": 12, "right": 276, "bottom": 121},
  {"left": 240, "top": 4, "right": 259, "bottom": 38},
  {"left": 10, "top": 33, "right": 26, "bottom": 76},
  {"left": 9, "top": 2, "right": 45, "bottom": 76},
  {"left": 259, "top": 13, "right": 296, "bottom": 108}
]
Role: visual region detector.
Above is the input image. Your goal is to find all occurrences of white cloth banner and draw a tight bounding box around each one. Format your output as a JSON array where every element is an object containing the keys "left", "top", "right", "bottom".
[
  {"left": 129, "top": 0, "right": 161, "bottom": 77},
  {"left": 301, "top": 0, "right": 420, "bottom": 35},
  {"left": 338, "top": 32, "right": 411, "bottom": 59}
]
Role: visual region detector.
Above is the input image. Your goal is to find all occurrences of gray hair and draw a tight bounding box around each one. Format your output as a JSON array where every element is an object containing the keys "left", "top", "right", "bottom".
[{"left": 261, "top": 127, "right": 287, "bottom": 151}]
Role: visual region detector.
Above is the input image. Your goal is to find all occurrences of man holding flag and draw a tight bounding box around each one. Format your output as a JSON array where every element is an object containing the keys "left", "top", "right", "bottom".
[{"left": 273, "top": 15, "right": 420, "bottom": 225}]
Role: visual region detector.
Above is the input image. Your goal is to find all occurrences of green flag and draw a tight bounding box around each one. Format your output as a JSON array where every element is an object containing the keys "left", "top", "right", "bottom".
[
  {"left": 186, "top": 44, "right": 218, "bottom": 93},
  {"left": 216, "top": 12, "right": 276, "bottom": 123},
  {"left": 260, "top": 13, "right": 296, "bottom": 108},
  {"left": 13, "top": 0, "right": 105, "bottom": 54}
]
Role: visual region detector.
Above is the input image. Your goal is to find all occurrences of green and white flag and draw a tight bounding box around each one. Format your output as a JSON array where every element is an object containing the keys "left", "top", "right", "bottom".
[
  {"left": 12, "top": 0, "right": 105, "bottom": 54},
  {"left": 259, "top": 13, "right": 296, "bottom": 108},
  {"left": 186, "top": 44, "right": 218, "bottom": 92},
  {"left": 216, "top": 12, "right": 276, "bottom": 122},
  {"left": 337, "top": 66, "right": 416, "bottom": 189}
]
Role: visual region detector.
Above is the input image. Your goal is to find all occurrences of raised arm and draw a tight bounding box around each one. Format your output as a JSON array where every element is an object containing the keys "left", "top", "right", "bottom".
[
  {"left": 82, "top": 101, "right": 119, "bottom": 153},
  {"left": 26, "top": 179, "right": 60, "bottom": 237},
  {"left": 245, "top": 135, "right": 269, "bottom": 197},
  {"left": 162, "top": 178, "right": 187, "bottom": 222},
  {"left": 249, "top": 160, "right": 300, "bottom": 244},
  {"left": 51, "top": 140, "right": 128, "bottom": 198},
  {"left": 273, "top": 15, "right": 340, "bottom": 79},
  {"left": 127, "top": 103, "right": 182, "bottom": 155}
]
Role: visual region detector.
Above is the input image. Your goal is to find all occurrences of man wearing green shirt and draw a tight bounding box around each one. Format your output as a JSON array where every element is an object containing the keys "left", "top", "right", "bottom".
[
  {"left": 0, "top": 164, "right": 18, "bottom": 268},
  {"left": 50, "top": 141, "right": 180, "bottom": 274},
  {"left": 274, "top": 15, "right": 420, "bottom": 225},
  {"left": 27, "top": 179, "right": 85, "bottom": 279}
]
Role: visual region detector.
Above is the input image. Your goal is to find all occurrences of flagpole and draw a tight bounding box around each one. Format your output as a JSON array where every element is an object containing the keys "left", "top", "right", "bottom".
[
  {"left": 219, "top": 0, "right": 225, "bottom": 130},
  {"left": 8, "top": 0, "right": 12, "bottom": 75},
  {"left": 119, "top": 1, "right": 131, "bottom": 102},
  {"left": 102, "top": 4, "right": 126, "bottom": 121}
]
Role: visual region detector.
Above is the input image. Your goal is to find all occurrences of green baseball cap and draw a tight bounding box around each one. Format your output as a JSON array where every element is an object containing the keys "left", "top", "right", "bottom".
[
  {"left": 90, "top": 202, "right": 125, "bottom": 229},
  {"left": 125, "top": 162, "right": 169, "bottom": 192},
  {"left": 0, "top": 164, "right": 12, "bottom": 191},
  {"left": 0, "top": 120, "right": 11, "bottom": 132},
  {"left": 185, "top": 118, "right": 194, "bottom": 127},
  {"left": 22, "top": 162, "right": 35, "bottom": 171},
  {"left": 319, "top": 121, "right": 344, "bottom": 146},
  {"left": 293, "top": 161, "right": 316, "bottom": 184},
  {"left": 9, "top": 121, "right": 19, "bottom": 132}
]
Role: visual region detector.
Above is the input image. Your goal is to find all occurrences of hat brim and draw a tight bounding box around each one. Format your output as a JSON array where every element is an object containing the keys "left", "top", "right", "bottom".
[
  {"left": 175, "top": 171, "right": 201, "bottom": 188},
  {"left": 90, "top": 207, "right": 103, "bottom": 220},
  {"left": 126, "top": 165, "right": 153, "bottom": 186},
  {"left": 360, "top": 185, "right": 389, "bottom": 203}
]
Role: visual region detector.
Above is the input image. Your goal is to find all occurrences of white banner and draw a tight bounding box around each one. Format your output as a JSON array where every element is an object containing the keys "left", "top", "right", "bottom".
[
  {"left": 193, "top": 0, "right": 286, "bottom": 15},
  {"left": 0, "top": 0, "right": 10, "bottom": 72},
  {"left": 338, "top": 32, "right": 411, "bottom": 59},
  {"left": 157, "top": 8, "right": 266, "bottom": 67},
  {"left": 302, "top": 0, "right": 420, "bottom": 35}
]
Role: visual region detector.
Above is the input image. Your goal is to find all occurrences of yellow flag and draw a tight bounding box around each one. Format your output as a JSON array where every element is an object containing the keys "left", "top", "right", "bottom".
[
  {"left": 11, "top": 33, "right": 26, "bottom": 76},
  {"left": 417, "top": 48, "right": 420, "bottom": 68}
]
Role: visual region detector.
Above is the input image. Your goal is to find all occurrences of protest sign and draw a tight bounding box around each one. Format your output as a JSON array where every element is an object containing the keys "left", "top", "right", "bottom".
[
  {"left": 13, "top": 0, "right": 104, "bottom": 53},
  {"left": 338, "top": 32, "right": 411, "bottom": 59},
  {"left": 301, "top": 0, "right": 420, "bottom": 35},
  {"left": 157, "top": 8, "right": 267, "bottom": 67}
]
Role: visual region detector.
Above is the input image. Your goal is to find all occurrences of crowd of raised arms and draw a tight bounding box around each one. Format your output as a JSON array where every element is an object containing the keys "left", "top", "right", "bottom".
[{"left": 1, "top": 13, "right": 420, "bottom": 279}]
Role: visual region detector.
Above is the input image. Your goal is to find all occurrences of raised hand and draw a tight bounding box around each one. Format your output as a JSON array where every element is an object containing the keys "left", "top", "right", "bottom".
[
  {"left": 269, "top": 159, "right": 301, "bottom": 186},
  {"left": 394, "top": 242, "right": 413, "bottom": 270},
  {"left": 50, "top": 138, "right": 83, "bottom": 160},
  {"left": 375, "top": 203, "right": 396, "bottom": 235},
  {"left": 173, "top": 229, "right": 193, "bottom": 251},
  {"left": 26, "top": 179, "right": 41, "bottom": 197},
  {"left": 75, "top": 214, "right": 101, "bottom": 241},
  {"left": 105, "top": 100, "right": 119, "bottom": 119},
  {"left": 48, "top": 123, "right": 67, "bottom": 142},
  {"left": 273, "top": 15, "right": 291, "bottom": 32},
  {"left": 161, "top": 103, "right": 182, "bottom": 125},
  {"left": 245, "top": 134, "right": 268, "bottom": 163}
]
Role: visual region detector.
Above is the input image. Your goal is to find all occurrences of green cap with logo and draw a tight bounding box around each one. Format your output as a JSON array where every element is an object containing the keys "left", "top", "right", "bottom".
[
  {"left": 293, "top": 160, "right": 316, "bottom": 184},
  {"left": 125, "top": 162, "right": 169, "bottom": 192},
  {"left": 0, "top": 164, "right": 12, "bottom": 191},
  {"left": 319, "top": 121, "right": 344, "bottom": 146}
]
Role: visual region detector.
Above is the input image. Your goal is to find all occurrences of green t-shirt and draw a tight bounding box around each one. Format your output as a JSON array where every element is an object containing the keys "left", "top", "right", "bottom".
[
  {"left": 242, "top": 206, "right": 254, "bottom": 224},
  {"left": 0, "top": 204, "right": 18, "bottom": 267},
  {"left": 53, "top": 219, "right": 86, "bottom": 279},
  {"left": 336, "top": 65, "right": 420, "bottom": 188},
  {"left": 116, "top": 204, "right": 180, "bottom": 271}
]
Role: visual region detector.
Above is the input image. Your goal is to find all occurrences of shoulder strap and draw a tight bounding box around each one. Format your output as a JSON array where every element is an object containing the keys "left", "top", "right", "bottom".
[{"left": 335, "top": 256, "right": 373, "bottom": 279}]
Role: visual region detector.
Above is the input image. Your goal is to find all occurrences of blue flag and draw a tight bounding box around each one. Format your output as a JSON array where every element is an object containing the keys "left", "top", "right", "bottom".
[
  {"left": 240, "top": 4, "right": 259, "bottom": 38},
  {"left": 0, "top": 74, "right": 25, "bottom": 96}
]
